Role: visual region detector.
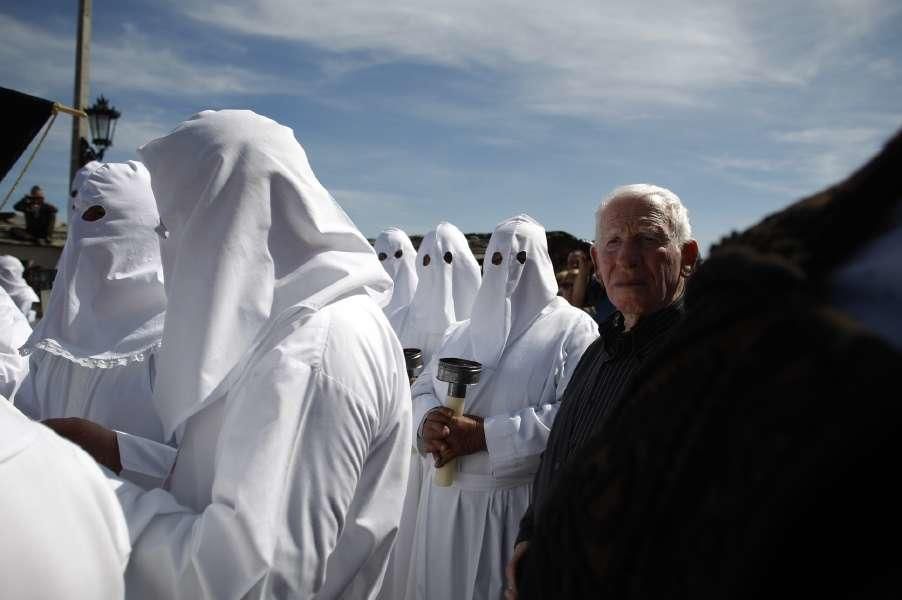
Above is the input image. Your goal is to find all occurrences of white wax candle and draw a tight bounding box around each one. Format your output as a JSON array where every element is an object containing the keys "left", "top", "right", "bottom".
[{"left": 433, "top": 395, "right": 466, "bottom": 487}]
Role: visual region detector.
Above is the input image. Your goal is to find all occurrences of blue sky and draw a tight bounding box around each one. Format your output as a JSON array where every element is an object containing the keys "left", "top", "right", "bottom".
[{"left": 2, "top": 0, "right": 900, "bottom": 253}]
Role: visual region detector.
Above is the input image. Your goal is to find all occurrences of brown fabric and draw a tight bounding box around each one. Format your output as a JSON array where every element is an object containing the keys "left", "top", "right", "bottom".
[{"left": 519, "top": 128, "right": 902, "bottom": 599}]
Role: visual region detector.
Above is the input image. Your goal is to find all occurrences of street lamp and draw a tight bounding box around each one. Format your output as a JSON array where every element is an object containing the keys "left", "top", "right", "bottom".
[{"left": 79, "top": 95, "right": 121, "bottom": 165}]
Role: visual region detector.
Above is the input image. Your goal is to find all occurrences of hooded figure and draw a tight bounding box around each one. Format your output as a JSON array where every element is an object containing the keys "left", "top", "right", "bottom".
[
  {"left": 0, "top": 287, "right": 31, "bottom": 400},
  {"left": 16, "top": 161, "right": 173, "bottom": 488},
  {"left": 375, "top": 227, "right": 418, "bottom": 315},
  {"left": 0, "top": 255, "right": 39, "bottom": 321},
  {"left": 405, "top": 215, "right": 598, "bottom": 599},
  {"left": 99, "top": 110, "right": 411, "bottom": 599},
  {"left": 380, "top": 221, "right": 481, "bottom": 600},
  {"left": 388, "top": 221, "right": 481, "bottom": 365},
  {"left": 0, "top": 399, "right": 130, "bottom": 599}
]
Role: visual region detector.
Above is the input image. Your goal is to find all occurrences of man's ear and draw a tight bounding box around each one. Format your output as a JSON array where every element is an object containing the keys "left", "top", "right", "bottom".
[
  {"left": 680, "top": 239, "right": 700, "bottom": 276},
  {"left": 590, "top": 244, "right": 600, "bottom": 276}
]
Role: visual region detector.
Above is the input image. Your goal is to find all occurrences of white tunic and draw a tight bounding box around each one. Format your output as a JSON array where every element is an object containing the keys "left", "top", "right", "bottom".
[
  {"left": 111, "top": 294, "right": 411, "bottom": 598},
  {"left": 0, "top": 287, "right": 30, "bottom": 399},
  {"left": 14, "top": 353, "right": 175, "bottom": 487},
  {"left": 406, "top": 215, "right": 599, "bottom": 599},
  {"left": 114, "top": 109, "right": 409, "bottom": 598},
  {"left": 17, "top": 161, "right": 173, "bottom": 487},
  {"left": 0, "top": 399, "right": 130, "bottom": 600},
  {"left": 407, "top": 299, "right": 597, "bottom": 599}
]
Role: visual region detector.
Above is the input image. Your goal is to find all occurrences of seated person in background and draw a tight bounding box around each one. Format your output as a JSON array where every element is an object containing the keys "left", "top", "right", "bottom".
[
  {"left": 410, "top": 214, "right": 598, "bottom": 600},
  {"left": 0, "top": 398, "right": 129, "bottom": 599},
  {"left": 14, "top": 185, "right": 57, "bottom": 242},
  {"left": 515, "top": 131, "right": 902, "bottom": 599},
  {"left": 507, "top": 184, "right": 699, "bottom": 599},
  {"left": 18, "top": 162, "right": 174, "bottom": 489}
]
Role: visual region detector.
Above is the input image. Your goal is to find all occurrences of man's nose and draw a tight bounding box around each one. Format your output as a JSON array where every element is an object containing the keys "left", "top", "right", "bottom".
[{"left": 615, "top": 238, "right": 641, "bottom": 267}]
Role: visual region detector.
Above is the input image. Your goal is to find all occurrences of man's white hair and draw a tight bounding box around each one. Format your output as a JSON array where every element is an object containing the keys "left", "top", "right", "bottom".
[{"left": 594, "top": 184, "right": 693, "bottom": 245}]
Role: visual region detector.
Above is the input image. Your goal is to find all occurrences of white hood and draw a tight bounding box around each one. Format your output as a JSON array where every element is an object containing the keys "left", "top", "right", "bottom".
[
  {"left": 20, "top": 162, "right": 166, "bottom": 367},
  {"left": 0, "top": 256, "right": 38, "bottom": 317},
  {"left": 394, "top": 221, "right": 480, "bottom": 338},
  {"left": 468, "top": 215, "right": 558, "bottom": 368},
  {"left": 68, "top": 160, "right": 102, "bottom": 223},
  {"left": 375, "top": 228, "right": 418, "bottom": 314},
  {"left": 139, "top": 109, "right": 392, "bottom": 437}
]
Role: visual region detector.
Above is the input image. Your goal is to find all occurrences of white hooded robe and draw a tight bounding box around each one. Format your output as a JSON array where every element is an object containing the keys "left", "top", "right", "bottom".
[
  {"left": 16, "top": 161, "right": 173, "bottom": 487},
  {"left": 108, "top": 109, "right": 411, "bottom": 599},
  {"left": 406, "top": 215, "right": 598, "bottom": 599}
]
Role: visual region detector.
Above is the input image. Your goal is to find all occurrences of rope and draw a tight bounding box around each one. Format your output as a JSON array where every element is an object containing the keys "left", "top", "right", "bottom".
[{"left": 0, "top": 110, "right": 60, "bottom": 211}]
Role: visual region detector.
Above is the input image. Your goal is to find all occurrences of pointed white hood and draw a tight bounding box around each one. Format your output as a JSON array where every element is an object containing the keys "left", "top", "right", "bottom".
[
  {"left": 468, "top": 215, "right": 558, "bottom": 368},
  {"left": 68, "top": 160, "right": 102, "bottom": 223},
  {"left": 395, "top": 221, "right": 480, "bottom": 334},
  {"left": 0, "top": 256, "right": 38, "bottom": 317},
  {"left": 139, "top": 109, "right": 392, "bottom": 437},
  {"left": 20, "top": 162, "right": 166, "bottom": 367},
  {"left": 375, "top": 228, "right": 418, "bottom": 315}
]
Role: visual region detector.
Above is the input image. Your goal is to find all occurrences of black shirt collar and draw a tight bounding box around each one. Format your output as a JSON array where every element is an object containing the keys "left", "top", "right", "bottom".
[{"left": 601, "top": 298, "right": 685, "bottom": 360}]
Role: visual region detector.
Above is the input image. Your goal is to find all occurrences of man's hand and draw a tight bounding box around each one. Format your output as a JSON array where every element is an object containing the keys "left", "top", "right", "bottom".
[
  {"left": 43, "top": 417, "right": 122, "bottom": 474},
  {"left": 505, "top": 541, "right": 530, "bottom": 600},
  {"left": 432, "top": 413, "right": 486, "bottom": 467}
]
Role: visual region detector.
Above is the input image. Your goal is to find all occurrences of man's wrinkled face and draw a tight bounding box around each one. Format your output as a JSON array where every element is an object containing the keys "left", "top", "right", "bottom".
[{"left": 593, "top": 195, "right": 688, "bottom": 319}]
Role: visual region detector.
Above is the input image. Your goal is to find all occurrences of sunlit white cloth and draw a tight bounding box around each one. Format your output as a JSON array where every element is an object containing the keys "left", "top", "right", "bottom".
[
  {"left": 0, "top": 399, "right": 130, "bottom": 600},
  {"left": 388, "top": 221, "right": 481, "bottom": 366},
  {"left": 376, "top": 227, "right": 418, "bottom": 315},
  {"left": 405, "top": 215, "right": 599, "bottom": 599},
  {"left": 0, "top": 287, "right": 31, "bottom": 400},
  {"left": 109, "top": 109, "right": 410, "bottom": 599},
  {"left": 68, "top": 159, "right": 102, "bottom": 222},
  {"left": 16, "top": 162, "right": 173, "bottom": 488},
  {"left": 0, "top": 255, "right": 38, "bottom": 319},
  {"left": 381, "top": 221, "right": 482, "bottom": 600}
]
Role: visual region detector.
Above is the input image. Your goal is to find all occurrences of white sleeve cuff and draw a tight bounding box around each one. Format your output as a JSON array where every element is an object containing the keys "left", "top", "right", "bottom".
[{"left": 115, "top": 431, "right": 178, "bottom": 487}]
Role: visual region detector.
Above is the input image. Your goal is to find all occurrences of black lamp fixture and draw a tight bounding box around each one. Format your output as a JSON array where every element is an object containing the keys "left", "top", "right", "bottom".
[{"left": 79, "top": 95, "right": 121, "bottom": 165}]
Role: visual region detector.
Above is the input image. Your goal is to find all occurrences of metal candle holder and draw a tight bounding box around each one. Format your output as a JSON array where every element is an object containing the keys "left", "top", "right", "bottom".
[
  {"left": 433, "top": 357, "right": 482, "bottom": 487},
  {"left": 403, "top": 348, "right": 424, "bottom": 384}
]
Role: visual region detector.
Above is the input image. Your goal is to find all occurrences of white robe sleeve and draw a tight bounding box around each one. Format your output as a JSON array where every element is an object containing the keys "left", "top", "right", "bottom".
[
  {"left": 115, "top": 430, "right": 178, "bottom": 488},
  {"left": 111, "top": 354, "right": 398, "bottom": 599},
  {"left": 482, "top": 315, "right": 598, "bottom": 478}
]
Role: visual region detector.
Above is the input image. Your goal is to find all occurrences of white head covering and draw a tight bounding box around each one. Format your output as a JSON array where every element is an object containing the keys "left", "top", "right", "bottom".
[
  {"left": 0, "top": 256, "right": 39, "bottom": 317},
  {"left": 139, "top": 109, "right": 392, "bottom": 437},
  {"left": 389, "top": 222, "right": 480, "bottom": 361},
  {"left": 68, "top": 160, "right": 102, "bottom": 223},
  {"left": 375, "top": 228, "right": 418, "bottom": 314},
  {"left": 20, "top": 162, "right": 166, "bottom": 367},
  {"left": 468, "top": 215, "right": 558, "bottom": 368}
]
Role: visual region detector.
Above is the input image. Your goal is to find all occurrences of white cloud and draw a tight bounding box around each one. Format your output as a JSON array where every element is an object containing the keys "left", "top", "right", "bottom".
[{"left": 173, "top": 0, "right": 901, "bottom": 118}]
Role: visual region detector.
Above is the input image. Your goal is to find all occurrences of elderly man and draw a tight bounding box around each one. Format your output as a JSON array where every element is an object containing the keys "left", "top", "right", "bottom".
[{"left": 506, "top": 184, "right": 698, "bottom": 598}]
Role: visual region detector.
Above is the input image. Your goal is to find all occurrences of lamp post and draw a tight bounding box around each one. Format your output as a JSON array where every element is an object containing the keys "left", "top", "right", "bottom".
[{"left": 78, "top": 95, "right": 121, "bottom": 164}]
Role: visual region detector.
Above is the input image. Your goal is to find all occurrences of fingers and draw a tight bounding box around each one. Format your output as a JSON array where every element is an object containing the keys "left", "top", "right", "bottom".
[
  {"left": 421, "top": 420, "right": 450, "bottom": 443},
  {"left": 425, "top": 407, "right": 454, "bottom": 423}
]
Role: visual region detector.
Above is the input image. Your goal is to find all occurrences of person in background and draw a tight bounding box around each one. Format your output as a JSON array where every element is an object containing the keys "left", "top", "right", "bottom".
[
  {"left": 376, "top": 227, "right": 419, "bottom": 316},
  {"left": 506, "top": 184, "right": 699, "bottom": 599},
  {"left": 0, "top": 287, "right": 31, "bottom": 400},
  {"left": 411, "top": 214, "right": 598, "bottom": 600},
  {"left": 382, "top": 220, "right": 481, "bottom": 600},
  {"left": 0, "top": 255, "right": 39, "bottom": 322},
  {"left": 562, "top": 248, "right": 617, "bottom": 323},
  {"left": 14, "top": 185, "right": 57, "bottom": 243},
  {"left": 19, "top": 162, "right": 174, "bottom": 490}
]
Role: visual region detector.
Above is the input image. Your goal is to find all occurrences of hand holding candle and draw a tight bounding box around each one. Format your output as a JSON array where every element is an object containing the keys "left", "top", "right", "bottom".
[{"left": 431, "top": 357, "right": 482, "bottom": 486}]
